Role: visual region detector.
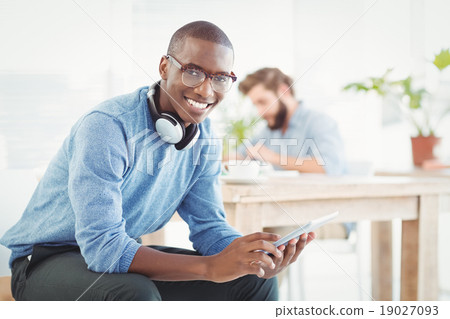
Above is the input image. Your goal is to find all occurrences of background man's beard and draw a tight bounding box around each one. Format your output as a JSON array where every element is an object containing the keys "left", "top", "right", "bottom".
[{"left": 268, "top": 101, "right": 288, "bottom": 130}]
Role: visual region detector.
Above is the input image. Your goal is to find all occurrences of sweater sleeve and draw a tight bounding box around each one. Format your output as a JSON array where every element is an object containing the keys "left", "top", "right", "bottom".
[
  {"left": 68, "top": 112, "right": 141, "bottom": 273},
  {"left": 177, "top": 139, "right": 242, "bottom": 256}
]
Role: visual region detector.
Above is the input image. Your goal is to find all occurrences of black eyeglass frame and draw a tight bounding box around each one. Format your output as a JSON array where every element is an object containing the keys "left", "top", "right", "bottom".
[{"left": 166, "top": 54, "right": 237, "bottom": 92}]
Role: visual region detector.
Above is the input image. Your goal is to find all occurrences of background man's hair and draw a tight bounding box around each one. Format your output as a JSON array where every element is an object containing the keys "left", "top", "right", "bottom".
[
  {"left": 167, "top": 21, "right": 233, "bottom": 56},
  {"left": 238, "top": 68, "right": 295, "bottom": 96}
]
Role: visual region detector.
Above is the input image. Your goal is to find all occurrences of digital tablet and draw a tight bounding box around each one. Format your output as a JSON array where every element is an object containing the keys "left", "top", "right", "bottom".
[{"left": 272, "top": 211, "right": 339, "bottom": 247}]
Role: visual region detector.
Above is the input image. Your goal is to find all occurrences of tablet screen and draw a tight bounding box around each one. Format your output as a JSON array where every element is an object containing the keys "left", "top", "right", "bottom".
[{"left": 273, "top": 211, "right": 339, "bottom": 247}]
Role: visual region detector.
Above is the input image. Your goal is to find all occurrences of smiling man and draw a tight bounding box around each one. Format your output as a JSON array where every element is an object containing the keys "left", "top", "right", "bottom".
[{"left": 0, "top": 21, "right": 314, "bottom": 301}]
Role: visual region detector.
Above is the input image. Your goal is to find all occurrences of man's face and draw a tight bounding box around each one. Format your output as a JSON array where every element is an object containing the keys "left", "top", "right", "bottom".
[
  {"left": 160, "top": 37, "right": 234, "bottom": 125},
  {"left": 247, "top": 83, "right": 286, "bottom": 129}
]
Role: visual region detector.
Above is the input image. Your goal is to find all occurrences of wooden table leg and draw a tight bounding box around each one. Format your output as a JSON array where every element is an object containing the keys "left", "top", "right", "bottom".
[
  {"left": 371, "top": 221, "right": 392, "bottom": 300},
  {"left": 401, "top": 195, "right": 439, "bottom": 300},
  {"left": 400, "top": 219, "right": 418, "bottom": 300}
]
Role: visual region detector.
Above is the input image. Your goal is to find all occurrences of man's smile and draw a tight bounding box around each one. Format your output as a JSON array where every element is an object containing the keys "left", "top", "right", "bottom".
[{"left": 185, "top": 97, "right": 214, "bottom": 111}]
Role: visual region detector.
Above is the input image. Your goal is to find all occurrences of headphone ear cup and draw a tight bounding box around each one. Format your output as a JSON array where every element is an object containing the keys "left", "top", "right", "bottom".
[
  {"left": 175, "top": 124, "right": 199, "bottom": 150},
  {"left": 147, "top": 84, "right": 190, "bottom": 147},
  {"left": 155, "top": 113, "right": 185, "bottom": 144}
]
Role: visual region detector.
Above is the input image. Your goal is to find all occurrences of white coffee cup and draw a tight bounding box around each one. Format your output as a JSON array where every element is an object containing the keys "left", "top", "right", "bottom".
[{"left": 223, "top": 160, "right": 261, "bottom": 179}]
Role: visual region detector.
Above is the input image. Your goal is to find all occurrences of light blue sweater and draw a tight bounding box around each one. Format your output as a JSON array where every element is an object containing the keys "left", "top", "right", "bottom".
[{"left": 0, "top": 86, "right": 241, "bottom": 273}]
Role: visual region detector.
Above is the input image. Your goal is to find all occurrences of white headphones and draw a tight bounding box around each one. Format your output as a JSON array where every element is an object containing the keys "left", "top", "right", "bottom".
[{"left": 147, "top": 82, "right": 200, "bottom": 150}]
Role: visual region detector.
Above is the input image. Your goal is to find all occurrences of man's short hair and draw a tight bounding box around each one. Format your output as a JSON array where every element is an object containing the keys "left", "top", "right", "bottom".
[
  {"left": 167, "top": 21, "right": 233, "bottom": 56},
  {"left": 238, "top": 68, "right": 295, "bottom": 96}
]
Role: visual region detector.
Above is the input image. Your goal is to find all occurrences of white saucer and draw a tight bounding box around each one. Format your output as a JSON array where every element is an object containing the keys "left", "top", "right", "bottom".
[{"left": 220, "top": 175, "right": 268, "bottom": 184}]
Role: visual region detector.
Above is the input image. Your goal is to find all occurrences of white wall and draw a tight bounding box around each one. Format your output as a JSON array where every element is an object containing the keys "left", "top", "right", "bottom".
[
  {"left": 0, "top": 170, "right": 37, "bottom": 275},
  {"left": 292, "top": 0, "right": 450, "bottom": 168}
]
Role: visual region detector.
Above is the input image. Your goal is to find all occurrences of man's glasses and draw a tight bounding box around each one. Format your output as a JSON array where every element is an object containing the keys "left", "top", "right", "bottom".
[{"left": 166, "top": 55, "right": 237, "bottom": 93}]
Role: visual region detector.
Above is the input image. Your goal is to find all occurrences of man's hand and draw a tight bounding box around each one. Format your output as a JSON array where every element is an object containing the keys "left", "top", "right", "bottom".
[
  {"left": 129, "top": 231, "right": 314, "bottom": 282},
  {"left": 206, "top": 231, "right": 315, "bottom": 282},
  {"left": 206, "top": 232, "right": 283, "bottom": 283},
  {"left": 259, "top": 232, "right": 315, "bottom": 279}
]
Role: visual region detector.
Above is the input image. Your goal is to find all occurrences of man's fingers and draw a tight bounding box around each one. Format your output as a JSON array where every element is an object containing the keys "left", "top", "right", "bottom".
[
  {"left": 248, "top": 251, "right": 276, "bottom": 269},
  {"left": 306, "top": 231, "right": 316, "bottom": 244},
  {"left": 239, "top": 231, "right": 315, "bottom": 278},
  {"left": 248, "top": 261, "right": 266, "bottom": 277},
  {"left": 290, "top": 233, "right": 308, "bottom": 263},
  {"left": 243, "top": 232, "right": 281, "bottom": 243},
  {"left": 290, "top": 232, "right": 314, "bottom": 264},
  {"left": 280, "top": 238, "right": 298, "bottom": 266},
  {"left": 239, "top": 232, "right": 283, "bottom": 257},
  {"left": 247, "top": 240, "right": 282, "bottom": 258}
]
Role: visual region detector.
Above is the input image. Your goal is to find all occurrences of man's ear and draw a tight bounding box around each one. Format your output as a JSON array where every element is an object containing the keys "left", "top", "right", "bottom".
[
  {"left": 277, "top": 83, "right": 292, "bottom": 99},
  {"left": 159, "top": 56, "right": 169, "bottom": 80}
]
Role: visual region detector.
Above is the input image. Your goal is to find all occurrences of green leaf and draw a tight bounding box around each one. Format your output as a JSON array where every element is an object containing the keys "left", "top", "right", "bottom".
[
  {"left": 433, "top": 48, "right": 450, "bottom": 71},
  {"left": 343, "top": 82, "right": 370, "bottom": 92},
  {"left": 409, "top": 93, "right": 422, "bottom": 109}
]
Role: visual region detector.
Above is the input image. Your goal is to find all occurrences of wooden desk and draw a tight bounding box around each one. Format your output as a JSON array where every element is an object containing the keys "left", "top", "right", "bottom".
[
  {"left": 376, "top": 169, "right": 450, "bottom": 211},
  {"left": 221, "top": 175, "right": 450, "bottom": 301},
  {"left": 376, "top": 168, "right": 450, "bottom": 178}
]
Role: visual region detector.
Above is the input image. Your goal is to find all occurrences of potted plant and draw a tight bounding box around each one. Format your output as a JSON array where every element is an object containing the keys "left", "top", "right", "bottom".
[
  {"left": 343, "top": 49, "right": 450, "bottom": 166},
  {"left": 218, "top": 94, "right": 260, "bottom": 159}
]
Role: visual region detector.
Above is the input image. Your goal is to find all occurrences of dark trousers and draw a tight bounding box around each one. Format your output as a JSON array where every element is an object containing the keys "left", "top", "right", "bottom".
[{"left": 11, "top": 245, "right": 278, "bottom": 301}]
